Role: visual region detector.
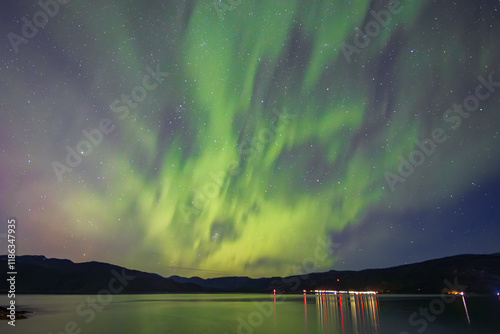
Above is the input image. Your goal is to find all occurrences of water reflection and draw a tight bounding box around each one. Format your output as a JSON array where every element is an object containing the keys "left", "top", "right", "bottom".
[
  {"left": 304, "top": 292, "right": 308, "bottom": 331},
  {"left": 461, "top": 295, "right": 470, "bottom": 325},
  {"left": 313, "top": 292, "right": 380, "bottom": 334},
  {"left": 4, "top": 294, "right": 500, "bottom": 334}
]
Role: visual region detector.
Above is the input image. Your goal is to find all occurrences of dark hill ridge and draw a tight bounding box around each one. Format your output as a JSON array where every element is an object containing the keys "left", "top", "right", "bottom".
[
  {"left": 168, "top": 253, "right": 500, "bottom": 294},
  {"left": 1, "top": 253, "right": 499, "bottom": 294},
  {"left": 0, "top": 255, "right": 203, "bottom": 294},
  {"left": 298, "top": 253, "right": 500, "bottom": 294}
]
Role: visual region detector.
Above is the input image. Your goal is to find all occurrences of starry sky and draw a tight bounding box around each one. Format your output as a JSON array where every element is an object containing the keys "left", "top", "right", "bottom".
[{"left": 1, "top": 0, "right": 500, "bottom": 278}]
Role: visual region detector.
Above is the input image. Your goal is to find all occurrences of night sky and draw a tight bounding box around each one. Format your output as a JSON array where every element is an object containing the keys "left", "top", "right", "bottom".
[{"left": 1, "top": 0, "right": 499, "bottom": 278}]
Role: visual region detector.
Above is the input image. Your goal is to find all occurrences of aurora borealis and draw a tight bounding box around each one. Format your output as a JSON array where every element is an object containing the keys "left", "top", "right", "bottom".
[{"left": 1, "top": 0, "right": 499, "bottom": 278}]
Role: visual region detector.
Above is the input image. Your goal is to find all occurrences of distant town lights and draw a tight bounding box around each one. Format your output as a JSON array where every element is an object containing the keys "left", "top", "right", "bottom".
[{"left": 314, "top": 290, "right": 378, "bottom": 295}]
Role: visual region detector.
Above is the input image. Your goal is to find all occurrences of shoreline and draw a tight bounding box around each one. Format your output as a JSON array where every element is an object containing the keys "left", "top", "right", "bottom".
[{"left": 0, "top": 306, "right": 30, "bottom": 320}]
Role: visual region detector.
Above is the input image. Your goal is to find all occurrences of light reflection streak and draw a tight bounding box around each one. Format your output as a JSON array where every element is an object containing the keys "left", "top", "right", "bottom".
[
  {"left": 462, "top": 295, "right": 471, "bottom": 325},
  {"left": 273, "top": 294, "right": 276, "bottom": 323},
  {"left": 339, "top": 295, "right": 344, "bottom": 334},
  {"left": 304, "top": 292, "right": 308, "bottom": 332},
  {"left": 314, "top": 292, "right": 380, "bottom": 334},
  {"left": 360, "top": 295, "right": 366, "bottom": 328}
]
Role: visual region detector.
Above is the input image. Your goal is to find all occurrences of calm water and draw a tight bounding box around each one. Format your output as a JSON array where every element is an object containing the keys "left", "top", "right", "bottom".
[{"left": 1, "top": 294, "right": 500, "bottom": 333}]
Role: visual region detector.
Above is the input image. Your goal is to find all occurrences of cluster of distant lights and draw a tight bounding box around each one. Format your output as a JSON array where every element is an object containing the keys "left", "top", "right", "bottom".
[
  {"left": 270, "top": 290, "right": 500, "bottom": 296},
  {"left": 271, "top": 289, "right": 378, "bottom": 295},
  {"left": 313, "top": 290, "right": 378, "bottom": 295},
  {"left": 448, "top": 291, "right": 465, "bottom": 296},
  {"left": 311, "top": 290, "right": 500, "bottom": 296}
]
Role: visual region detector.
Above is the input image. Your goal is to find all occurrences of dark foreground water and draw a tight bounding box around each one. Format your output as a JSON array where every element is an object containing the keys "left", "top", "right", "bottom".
[{"left": 1, "top": 293, "right": 500, "bottom": 333}]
